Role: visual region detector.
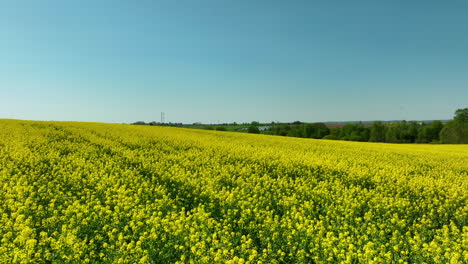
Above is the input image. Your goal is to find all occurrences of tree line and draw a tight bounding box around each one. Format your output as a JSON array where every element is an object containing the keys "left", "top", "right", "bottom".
[
  {"left": 265, "top": 108, "right": 468, "bottom": 144},
  {"left": 131, "top": 108, "right": 468, "bottom": 144}
]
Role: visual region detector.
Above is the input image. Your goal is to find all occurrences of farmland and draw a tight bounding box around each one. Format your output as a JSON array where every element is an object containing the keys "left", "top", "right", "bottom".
[{"left": 0, "top": 119, "right": 467, "bottom": 263}]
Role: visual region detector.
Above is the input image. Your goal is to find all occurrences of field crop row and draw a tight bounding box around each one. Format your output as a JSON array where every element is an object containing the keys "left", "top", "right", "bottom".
[{"left": 0, "top": 120, "right": 466, "bottom": 263}]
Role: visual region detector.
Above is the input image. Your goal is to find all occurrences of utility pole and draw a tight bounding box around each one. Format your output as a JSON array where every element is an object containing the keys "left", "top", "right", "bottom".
[{"left": 161, "top": 112, "right": 165, "bottom": 124}]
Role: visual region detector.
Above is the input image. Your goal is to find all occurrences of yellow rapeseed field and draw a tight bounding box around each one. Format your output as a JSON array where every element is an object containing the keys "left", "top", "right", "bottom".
[{"left": 0, "top": 119, "right": 467, "bottom": 263}]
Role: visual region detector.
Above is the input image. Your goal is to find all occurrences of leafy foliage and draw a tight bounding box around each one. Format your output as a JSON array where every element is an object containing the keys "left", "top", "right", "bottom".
[
  {"left": 247, "top": 126, "right": 260, "bottom": 134},
  {"left": 440, "top": 108, "right": 468, "bottom": 144}
]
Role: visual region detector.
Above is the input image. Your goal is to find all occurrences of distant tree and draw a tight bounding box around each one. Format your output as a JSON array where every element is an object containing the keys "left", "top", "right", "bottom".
[
  {"left": 418, "top": 121, "right": 443, "bottom": 143},
  {"left": 270, "top": 124, "right": 290, "bottom": 136},
  {"left": 352, "top": 128, "right": 370, "bottom": 141},
  {"left": 322, "top": 134, "right": 338, "bottom": 140},
  {"left": 381, "top": 121, "right": 417, "bottom": 143},
  {"left": 339, "top": 124, "right": 369, "bottom": 141},
  {"left": 402, "top": 122, "right": 418, "bottom": 143},
  {"left": 132, "top": 121, "right": 146, "bottom": 125},
  {"left": 454, "top": 108, "right": 468, "bottom": 123},
  {"left": 247, "top": 126, "right": 260, "bottom": 134},
  {"left": 288, "top": 126, "right": 304, "bottom": 137},
  {"left": 440, "top": 108, "right": 468, "bottom": 144},
  {"left": 308, "top": 123, "right": 330, "bottom": 139},
  {"left": 431, "top": 121, "right": 444, "bottom": 140},
  {"left": 369, "top": 121, "right": 386, "bottom": 142},
  {"left": 440, "top": 122, "right": 468, "bottom": 144},
  {"left": 417, "top": 123, "right": 429, "bottom": 143},
  {"left": 385, "top": 126, "right": 399, "bottom": 143},
  {"left": 215, "top": 126, "right": 226, "bottom": 131},
  {"left": 360, "top": 127, "right": 371, "bottom": 141},
  {"left": 328, "top": 128, "right": 340, "bottom": 139},
  {"left": 339, "top": 124, "right": 355, "bottom": 140},
  {"left": 251, "top": 121, "right": 260, "bottom": 126},
  {"left": 301, "top": 124, "right": 313, "bottom": 138}
]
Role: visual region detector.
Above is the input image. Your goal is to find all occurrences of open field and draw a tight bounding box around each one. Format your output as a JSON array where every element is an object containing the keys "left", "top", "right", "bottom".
[{"left": 0, "top": 119, "right": 467, "bottom": 263}]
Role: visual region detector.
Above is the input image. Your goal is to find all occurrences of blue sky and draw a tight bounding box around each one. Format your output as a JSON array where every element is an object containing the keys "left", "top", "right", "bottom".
[{"left": 1, "top": 0, "right": 467, "bottom": 124}]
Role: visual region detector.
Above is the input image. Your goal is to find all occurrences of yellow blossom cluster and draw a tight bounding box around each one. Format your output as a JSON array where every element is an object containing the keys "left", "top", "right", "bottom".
[{"left": 0, "top": 119, "right": 466, "bottom": 263}]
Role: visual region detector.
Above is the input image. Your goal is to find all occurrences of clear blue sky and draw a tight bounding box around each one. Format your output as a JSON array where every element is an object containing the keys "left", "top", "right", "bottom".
[{"left": 1, "top": 0, "right": 467, "bottom": 124}]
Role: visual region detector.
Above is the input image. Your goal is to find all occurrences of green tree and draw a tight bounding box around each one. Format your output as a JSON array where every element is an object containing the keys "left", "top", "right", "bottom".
[
  {"left": 275, "top": 124, "right": 290, "bottom": 136},
  {"left": 251, "top": 121, "right": 260, "bottom": 126},
  {"left": 312, "top": 123, "right": 330, "bottom": 138},
  {"left": 132, "top": 121, "right": 146, "bottom": 125},
  {"left": 247, "top": 126, "right": 260, "bottom": 134},
  {"left": 369, "top": 121, "right": 386, "bottom": 142},
  {"left": 440, "top": 108, "right": 468, "bottom": 144},
  {"left": 402, "top": 122, "right": 419, "bottom": 143},
  {"left": 418, "top": 121, "right": 443, "bottom": 143},
  {"left": 385, "top": 126, "right": 398, "bottom": 143},
  {"left": 323, "top": 128, "right": 340, "bottom": 140},
  {"left": 440, "top": 122, "right": 468, "bottom": 143},
  {"left": 339, "top": 124, "right": 369, "bottom": 141},
  {"left": 301, "top": 123, "right": 330, "bottom": 139},
  {"left": 454, "top": 108, "right": 468, "bottom": 123}
]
